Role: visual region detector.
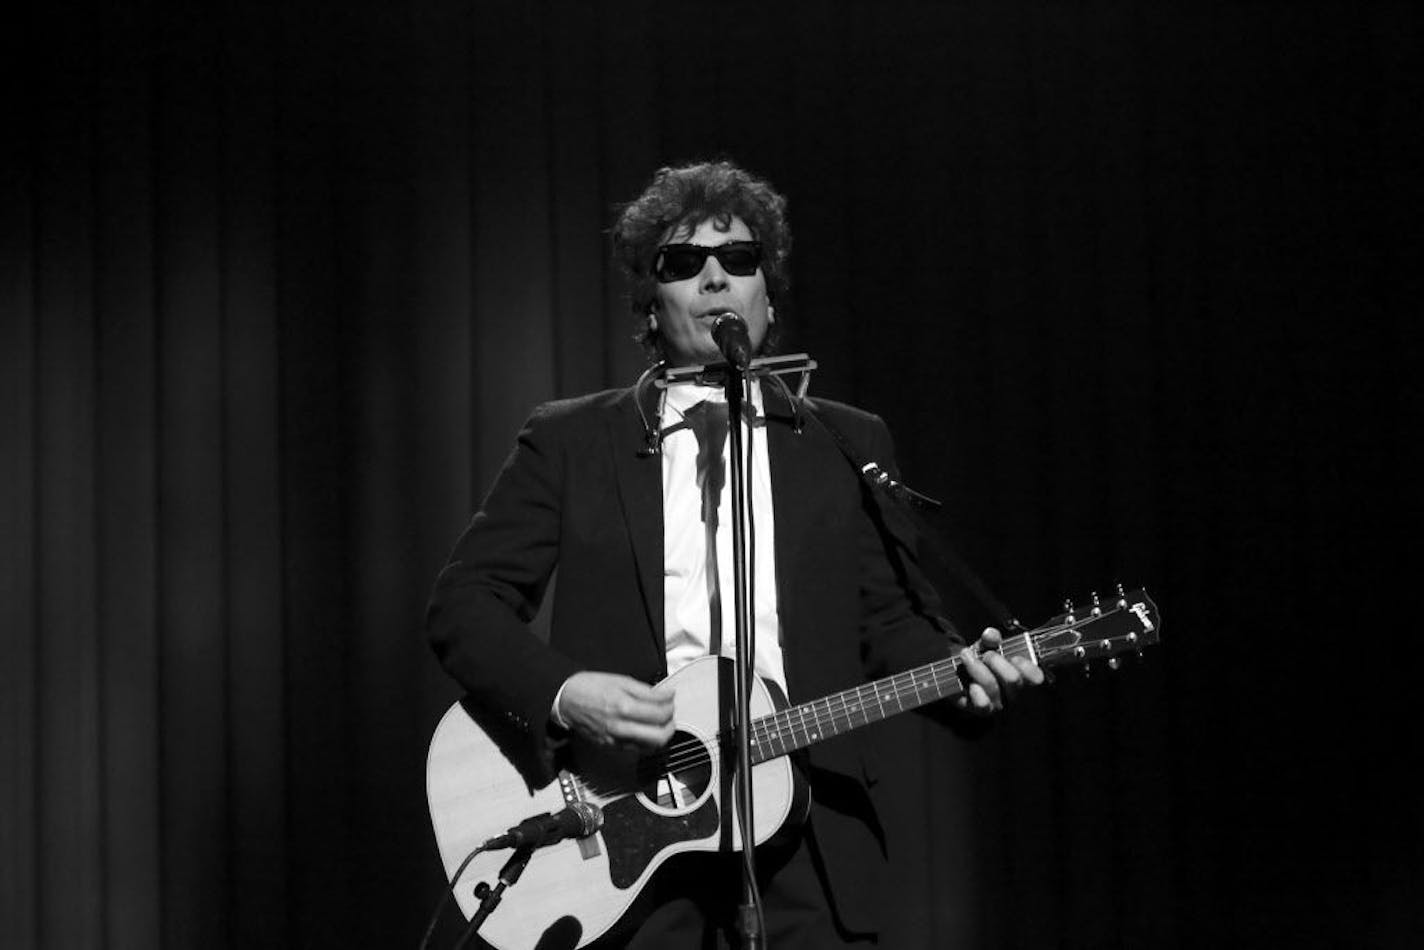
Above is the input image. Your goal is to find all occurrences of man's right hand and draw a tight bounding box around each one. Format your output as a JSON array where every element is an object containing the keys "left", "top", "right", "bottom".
[{"left": 556, "top": 672, "right": 676, "bottom": 751}]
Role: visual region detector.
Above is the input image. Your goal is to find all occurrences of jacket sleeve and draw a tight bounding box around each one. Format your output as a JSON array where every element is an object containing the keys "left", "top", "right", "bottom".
[{"left": 425, "top": 403, "right": 584, "bottom": 779}]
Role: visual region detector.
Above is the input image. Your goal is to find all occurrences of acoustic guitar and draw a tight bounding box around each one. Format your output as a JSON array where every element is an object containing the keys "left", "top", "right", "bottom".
[{"left": 426, "top": 589, "right": 1160, "bottom": 949}]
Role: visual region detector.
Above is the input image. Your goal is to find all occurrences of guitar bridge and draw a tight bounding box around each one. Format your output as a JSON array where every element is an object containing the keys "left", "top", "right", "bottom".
[{"left": 558, "top": 769, "right": 603, "bottom": 860}]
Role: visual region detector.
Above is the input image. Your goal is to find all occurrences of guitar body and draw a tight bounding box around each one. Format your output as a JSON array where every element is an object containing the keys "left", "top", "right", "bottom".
[{"left": 426, "top": 655, "right": 805, "bottom": 950}]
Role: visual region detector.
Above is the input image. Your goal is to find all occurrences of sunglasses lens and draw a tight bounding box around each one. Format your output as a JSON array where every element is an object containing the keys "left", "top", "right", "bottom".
[
  {"left": 657, "top": 248, "right": 708, "bottom": 282},
  {"left": 654, "top": 242, "right": 762, "bottom": 282},
  {"left": 717, "top": 245, "right": 760, "bottom": 276}
]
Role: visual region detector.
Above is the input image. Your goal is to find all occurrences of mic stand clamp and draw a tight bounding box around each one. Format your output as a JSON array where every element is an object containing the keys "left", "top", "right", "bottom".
[{"left": 454, "top": 845, "right": 534, "bottom": 950}]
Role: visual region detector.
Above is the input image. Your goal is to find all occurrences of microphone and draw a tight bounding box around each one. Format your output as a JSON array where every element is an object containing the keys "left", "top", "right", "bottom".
[
  {"left": 481, "top": 802, "right": 603, "bottom": 850},
  {"left": 711, "top": 313, "right": 753, "bottom": 371}
]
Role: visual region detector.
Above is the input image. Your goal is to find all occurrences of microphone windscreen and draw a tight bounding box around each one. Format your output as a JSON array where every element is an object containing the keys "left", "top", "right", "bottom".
[{"left": 712, "top": 314, "right": 752, "bottom": 370}]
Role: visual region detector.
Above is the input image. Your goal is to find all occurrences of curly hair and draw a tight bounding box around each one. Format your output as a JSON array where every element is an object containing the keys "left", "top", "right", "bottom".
[{"left": 611, "top": 160, "right": 791, "bottom": 359}]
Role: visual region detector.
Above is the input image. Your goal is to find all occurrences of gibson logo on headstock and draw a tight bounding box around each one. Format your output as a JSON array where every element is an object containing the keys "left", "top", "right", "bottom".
[{"left": 1129, "top": 602, "right": 1155, "bottom": 631}]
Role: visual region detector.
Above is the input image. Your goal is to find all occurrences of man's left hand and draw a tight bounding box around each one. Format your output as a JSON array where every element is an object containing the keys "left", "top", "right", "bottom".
[{"left": 953, "top": 627, "right": 1045, "bottom": 716}]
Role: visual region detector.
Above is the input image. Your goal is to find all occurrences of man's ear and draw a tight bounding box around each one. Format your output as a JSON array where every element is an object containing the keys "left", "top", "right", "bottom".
[{"left": 647, "top": 306, "right": 658, "bottom": 332}]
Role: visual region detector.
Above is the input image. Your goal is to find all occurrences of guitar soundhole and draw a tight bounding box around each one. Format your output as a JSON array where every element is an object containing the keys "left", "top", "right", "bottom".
[{"left": 635, "top": 729, "right": 713, "bottom": 815}]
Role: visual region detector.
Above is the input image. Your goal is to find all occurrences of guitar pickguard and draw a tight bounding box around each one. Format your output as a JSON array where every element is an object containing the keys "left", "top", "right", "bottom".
[
  {"left": 567, "top": 727, "right": 727, "bottom": 889},
  {"left": 601, "top": 793, "right": 721, "bottom": 889}
]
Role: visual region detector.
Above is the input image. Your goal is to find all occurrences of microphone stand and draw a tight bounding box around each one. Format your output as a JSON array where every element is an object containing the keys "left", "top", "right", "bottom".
[{"left": 722, "top": 364, "right": 765, "bottom": 949}]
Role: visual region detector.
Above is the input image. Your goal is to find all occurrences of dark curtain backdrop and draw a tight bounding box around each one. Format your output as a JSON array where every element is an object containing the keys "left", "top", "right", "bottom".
[{"left": 3, "top": 1, "right": 1419, "bottom": 948}]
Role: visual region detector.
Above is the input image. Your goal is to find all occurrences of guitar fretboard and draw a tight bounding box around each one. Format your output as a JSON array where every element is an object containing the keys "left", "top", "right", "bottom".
[{"left": 747, "top": 636, "right": 1037, "bottom": 764}]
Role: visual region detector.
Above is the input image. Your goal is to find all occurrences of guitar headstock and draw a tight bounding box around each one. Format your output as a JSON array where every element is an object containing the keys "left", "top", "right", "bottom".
[{"left": 1029, "top": 588, "right": 1161, "bottom": 671}]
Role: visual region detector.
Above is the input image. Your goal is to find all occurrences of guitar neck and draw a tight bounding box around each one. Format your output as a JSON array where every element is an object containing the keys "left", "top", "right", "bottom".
[
  {"left": 743, "top": 589, "right": 1159, "bottom": 765},
  {"left": 748, "top": 635, "right": 1036, "bottom": 764}
]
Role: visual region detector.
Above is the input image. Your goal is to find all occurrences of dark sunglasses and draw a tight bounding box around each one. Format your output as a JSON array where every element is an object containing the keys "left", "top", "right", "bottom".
[{"left": 653, "top": 241, "right": 763, "bottom": 283}]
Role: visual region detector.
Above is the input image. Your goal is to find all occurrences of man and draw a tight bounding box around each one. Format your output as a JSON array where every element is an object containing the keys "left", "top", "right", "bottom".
[{"left": 427, "top": 160, "right": 1042, "bottom": 947}]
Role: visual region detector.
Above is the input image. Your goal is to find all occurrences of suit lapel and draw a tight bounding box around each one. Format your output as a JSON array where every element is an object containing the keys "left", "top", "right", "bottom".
[
  {"left": 608, "top": 388, "right": 665, "bottom": 660},
  {"left": 764, "top": 385, "right": 817, "bottom": 643}
]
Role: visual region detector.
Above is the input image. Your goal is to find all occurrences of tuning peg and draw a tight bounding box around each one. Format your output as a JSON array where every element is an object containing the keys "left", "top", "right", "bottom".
[
  {"left": 1090, "top": 590, "right": 1102, "bottom": 616},
  {"left": 1063, "top": 597, "right": 1076, "bottom": 624},
  {"left": 1116, "top": 581, "right": 1127, "bottom": 607},
  {"left": 1107, "top": 658, "right": 1121, "bottom": 671}
]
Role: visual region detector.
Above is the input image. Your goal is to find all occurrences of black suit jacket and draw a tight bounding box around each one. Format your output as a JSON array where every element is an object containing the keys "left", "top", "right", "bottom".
[{"left": 427, "top": 381, "right": 965, "bottom": 934}]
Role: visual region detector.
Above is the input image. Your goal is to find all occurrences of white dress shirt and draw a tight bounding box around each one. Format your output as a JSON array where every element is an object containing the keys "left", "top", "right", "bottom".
[
  {"left": 549, "top": 379, "right": 788, "bottom": 727},
  {"left": 659, "top": 380, "right": 787, "bottom": 692}
]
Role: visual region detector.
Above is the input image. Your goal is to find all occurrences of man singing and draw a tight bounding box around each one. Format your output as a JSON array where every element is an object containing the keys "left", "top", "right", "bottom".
[{"left": 427, "top": 159, "right": 1043, "bottom": 947}]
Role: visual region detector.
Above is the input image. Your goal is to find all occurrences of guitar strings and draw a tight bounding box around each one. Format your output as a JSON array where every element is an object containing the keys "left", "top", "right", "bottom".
[
  {"left": 614, "top": 604, "right": 1153, "bottom": 785},
  {"left": 631, "top": 658, "right": 977, "bottom": 781},
  {"left": 627, "top": 619, "right": 1143, "bottom": 782},
  {"left": 632, "top": 637, "right": 1042, "bottom": 780}
]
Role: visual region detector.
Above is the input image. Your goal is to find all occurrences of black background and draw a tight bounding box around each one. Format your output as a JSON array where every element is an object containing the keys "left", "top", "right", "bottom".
[{"left": 3, "top": 1, "right": 1419, "bottom": 947}]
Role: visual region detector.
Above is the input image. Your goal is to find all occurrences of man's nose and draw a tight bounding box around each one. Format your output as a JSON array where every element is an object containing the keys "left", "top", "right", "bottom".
[{"left": 699, "top": 257, "right": 730, "bottom": 291}]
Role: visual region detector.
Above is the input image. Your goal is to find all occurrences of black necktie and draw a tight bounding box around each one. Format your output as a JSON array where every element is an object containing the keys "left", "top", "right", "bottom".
[
  {"left": 681, "top": 400, "right": 730, "bottom": 652},
  {"left": 682, "top": 400, "right": 730, "bottom": 527}
]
